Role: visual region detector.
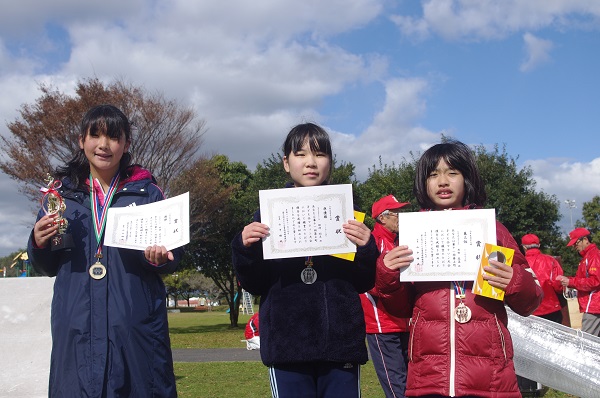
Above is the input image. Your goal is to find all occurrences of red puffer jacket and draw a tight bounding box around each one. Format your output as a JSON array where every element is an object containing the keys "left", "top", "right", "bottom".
[
  {"left": 525, "top": 248, "right": 564, "bottom": 316},
  {"left": 377, "top": 220, "right": 542, "bottom": 397}
]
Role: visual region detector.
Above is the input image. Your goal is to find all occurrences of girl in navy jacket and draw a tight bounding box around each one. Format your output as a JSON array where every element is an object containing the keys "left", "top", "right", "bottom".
[
  {"left": 232, "top": 123, "right": 379, "bottom": 398},
  {"left": 28, "top": 105, "right": 182, "bottom": 397}
]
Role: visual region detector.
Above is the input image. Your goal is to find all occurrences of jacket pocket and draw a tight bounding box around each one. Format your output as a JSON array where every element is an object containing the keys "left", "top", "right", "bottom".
[{"left": 408, "top": 310, "right": 420, "bottom": 362}]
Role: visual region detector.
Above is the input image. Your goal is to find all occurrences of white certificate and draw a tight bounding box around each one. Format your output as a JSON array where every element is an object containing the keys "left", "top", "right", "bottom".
[
  {"left": 259, "top": 184, "right": 355, "bottom": 259},
  {"left": 104, "top": 192, "right": 190, "bottom": 251},
  {"left": 397, "top": 208, "right": 496, "bottom": 282}
]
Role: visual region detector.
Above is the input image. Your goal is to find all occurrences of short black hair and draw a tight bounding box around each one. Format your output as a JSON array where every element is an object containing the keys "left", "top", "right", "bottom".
[{"left": 282, "top": 123, "right": 332, "bottom": 160}]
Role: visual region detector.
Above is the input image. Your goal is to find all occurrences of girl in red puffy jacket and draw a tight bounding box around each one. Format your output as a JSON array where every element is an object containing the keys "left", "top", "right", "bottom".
[{"left": 378, "top": 140, "right": 542, "bottom": 397}]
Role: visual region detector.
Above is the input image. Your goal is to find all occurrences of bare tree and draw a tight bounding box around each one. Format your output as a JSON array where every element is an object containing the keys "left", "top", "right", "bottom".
[{"left": 0, "top": 77, "right": 205, "bottom": 202}]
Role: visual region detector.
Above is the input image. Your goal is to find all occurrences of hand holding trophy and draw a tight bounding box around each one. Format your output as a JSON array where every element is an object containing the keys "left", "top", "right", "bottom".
[{"left": 40, "top": 173, "right": 74, "bottom": 251}]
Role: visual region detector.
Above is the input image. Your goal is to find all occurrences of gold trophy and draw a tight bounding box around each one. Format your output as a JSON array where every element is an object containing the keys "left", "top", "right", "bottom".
[{"left": 41, "top": 174, "right": 74, "bottom": 251}]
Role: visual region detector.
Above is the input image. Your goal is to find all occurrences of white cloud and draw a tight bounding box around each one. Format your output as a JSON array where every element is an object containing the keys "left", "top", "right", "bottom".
[
  {"left": 332, "top": 77, "right": 441, "bottom": 181},
  {"left": 0, "top": 0, "right": 598, "bottom": 256},
  {"left": 523, "top": 157, "right": 600, "bottom": 231},
  {"left": 520, "top": 32, "right": 553, "bottom": 72},
  {"left": 391, "top": 0, "right": 600, "bottom": 41}
]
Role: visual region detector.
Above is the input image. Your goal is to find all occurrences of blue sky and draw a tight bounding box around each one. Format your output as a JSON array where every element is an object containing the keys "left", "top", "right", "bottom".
[{"left": 0, "top": 0, "right": 599, "bottom": 257}]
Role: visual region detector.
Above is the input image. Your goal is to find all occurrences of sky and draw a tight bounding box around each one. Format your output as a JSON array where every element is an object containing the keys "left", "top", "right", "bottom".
[{"left": 0, "top": 0, "right": 599, "bottom": 257}]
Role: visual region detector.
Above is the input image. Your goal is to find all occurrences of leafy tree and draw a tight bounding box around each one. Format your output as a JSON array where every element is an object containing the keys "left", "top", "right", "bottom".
[
  {"left": 577, "top": 196, "right": 600, "bottom": 239},
  {"left": 163, "top": 273, "right": 184, "bottom": 307},
  {"left": 175, "top": 268, "right": 201, "bottom": 307},
  {"left": 355, "top": 156, "right": 417, "bottom": 228},
  {"left": 0, "top": 77, "right": 205, "bottom": 202},
  {"left": 170, "top": 155, "right": 252, "bottom": 327},
  {"left": 473, "top": 143, "right": 562, "bottom": 250},
  {"left": 554, "top": 195, "right": 600, "bottom": 276},
  {"left": 191, "top": 273, "right": 223, "bottom": 310},
  {"left": 162, "top": 269, "right": 223, "bottom": 309}
]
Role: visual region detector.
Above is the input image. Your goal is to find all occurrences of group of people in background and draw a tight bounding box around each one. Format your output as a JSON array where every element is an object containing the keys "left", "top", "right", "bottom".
[{"left": 28, "top": 106, "right": 599, "bottom": 397}]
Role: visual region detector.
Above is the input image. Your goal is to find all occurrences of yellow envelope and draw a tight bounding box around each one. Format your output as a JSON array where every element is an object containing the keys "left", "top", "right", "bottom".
[
  {"left": 472, "top": 243, "right": 514, "bottom": 301},
  {"left": 330, "top": 210, "right": 365, "bottom": 262}
]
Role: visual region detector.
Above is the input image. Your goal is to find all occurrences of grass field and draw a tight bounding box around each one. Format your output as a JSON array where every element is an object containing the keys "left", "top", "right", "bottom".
[{"left": 168, "top": 310, "right": 577, "bottom": 398}]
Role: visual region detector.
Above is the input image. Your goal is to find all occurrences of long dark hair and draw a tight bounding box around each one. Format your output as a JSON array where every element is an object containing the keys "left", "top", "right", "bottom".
[
  {"left": 413, "top": 139, "right": 486, "bottom": 209},
  {"left": 56, "top": 104, "right": 133, "bottom": 189}
]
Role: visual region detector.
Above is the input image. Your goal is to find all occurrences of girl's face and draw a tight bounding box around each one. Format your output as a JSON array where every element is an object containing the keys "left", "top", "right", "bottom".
[
  {"left": 79, "top": 128, "right": 130, "bottom": 180},
  {"left": 426, "top": 158, "right": 465, "bottom": 210},
  {"left": 283, "top": 138, "right": 331, "bottom": 187}
]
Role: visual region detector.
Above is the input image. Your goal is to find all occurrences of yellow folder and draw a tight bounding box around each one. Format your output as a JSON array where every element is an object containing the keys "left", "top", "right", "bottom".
[
  {"left": 330, "top": 210, "right": 365, "bottom": 262},
  {"left": 472, "top": 243, "right": 514, "bottom": 301}
]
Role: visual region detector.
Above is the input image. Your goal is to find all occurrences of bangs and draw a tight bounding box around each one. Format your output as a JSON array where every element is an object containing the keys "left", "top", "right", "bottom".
[
  {"left": 291, "top": 134, "right": 330, "bottom": 155},
  {"left": 86, "top": 118, "right": 125, "bottom": 139},
  {"left": 287, "top": 130, "right": 332, "bottom": 158},
  {"left": 81, "top": 104, "right": 131, "bottom": 141}
]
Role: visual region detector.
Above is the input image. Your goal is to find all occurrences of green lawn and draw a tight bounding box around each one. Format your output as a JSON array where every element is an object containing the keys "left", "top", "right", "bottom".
[
  {"left": 168, "top": 310, "right": 576, "bottom": 398},
  {"left": 168, "top": 310, "right": 250, "bottom": 349}
]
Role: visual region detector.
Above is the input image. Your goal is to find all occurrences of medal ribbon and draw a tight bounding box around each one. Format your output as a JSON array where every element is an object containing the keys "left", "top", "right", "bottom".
[
  {"left": 90, "top": 173, "right": 120, "bottom": 258},
  {"left": 453, "top": 281, "right": 466, "bottom": 299}
]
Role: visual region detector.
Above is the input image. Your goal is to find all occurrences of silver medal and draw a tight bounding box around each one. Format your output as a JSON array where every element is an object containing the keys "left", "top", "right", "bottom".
[{"left": 300, "top": 267, "right": 317, "bottom": 284}]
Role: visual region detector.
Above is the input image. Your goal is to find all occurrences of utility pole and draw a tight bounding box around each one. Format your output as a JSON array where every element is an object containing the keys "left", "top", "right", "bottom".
[{"left": 564, "top": 199, "right": 576, "bottom": 230}]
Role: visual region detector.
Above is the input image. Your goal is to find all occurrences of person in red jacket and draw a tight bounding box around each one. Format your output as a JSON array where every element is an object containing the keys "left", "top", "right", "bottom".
[
  {"left": 521, "top": 233, "right": 564, "bottom": 323},
  {"left": 360, "top": 195, "right": 411, "bottom": 398},
  {"left": 244, "top": 312, "right": 260, "bottom": 350},
  {"left": 557, "top": 227, "right": 600, "bottom": 337},
  {"left": 379, "top": 140, "right": 542, "bottom": 397}
]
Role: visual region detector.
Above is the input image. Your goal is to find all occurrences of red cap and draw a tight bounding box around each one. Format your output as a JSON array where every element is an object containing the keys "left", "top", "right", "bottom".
[
  {"left": 371, "top": 195, "right": 409, "bottom": 219},
  {"left": 567, "top": 227, "right": 590, "bottom": 246},
  {"left": 521, "top": 234, "right": 539, "bottom": 245}
]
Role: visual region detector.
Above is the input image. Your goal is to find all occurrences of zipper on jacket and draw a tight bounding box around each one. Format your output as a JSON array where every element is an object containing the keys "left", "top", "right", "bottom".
[
  {"left": 365, "top": 292, "right": 383, "bottom": 333},
  {"left": 449, "top": 283, "right": 456, "bottom": 397},
  {"left": 586, "top": 292, "right": 594, "bottom": 313},
  {"left": 494, "top": 314, "right": 507, "bottom": 363}
]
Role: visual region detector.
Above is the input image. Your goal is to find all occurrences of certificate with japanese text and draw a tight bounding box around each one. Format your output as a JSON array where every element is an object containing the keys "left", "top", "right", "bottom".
[
  {"left": 259, "top": 184, "right": 355, "bottom": 259},
  {"left": 396, "top": 209, "right": 496, "bottom": 282},
  {"left": 104, "top": 192, "right": 190, "bottom": 251}
]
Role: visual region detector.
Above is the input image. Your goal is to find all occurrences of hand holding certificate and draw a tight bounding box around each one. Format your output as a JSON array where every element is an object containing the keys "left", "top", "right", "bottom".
[
  {"left": 104, "top": 192, "right": 190, "bottom": 251},
  {"left": 259, "top": 184, "right": 356, "bottom": 259},
  {"left": 396, "top": 208, "right": 496, "bottom": 282}
]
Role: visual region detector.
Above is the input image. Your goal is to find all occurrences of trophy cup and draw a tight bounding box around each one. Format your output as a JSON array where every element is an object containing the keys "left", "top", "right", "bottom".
[{"left": 41, "top": 174, "right": 74, "bottom": 251}]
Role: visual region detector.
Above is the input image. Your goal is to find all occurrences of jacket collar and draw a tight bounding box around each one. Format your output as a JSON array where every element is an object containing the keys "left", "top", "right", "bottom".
[
  {"left": 373, "top": 222, "right": 396, "bottom": 243},
  {"left": 580, "top": 242, "right": 598, "bottom": 257}
]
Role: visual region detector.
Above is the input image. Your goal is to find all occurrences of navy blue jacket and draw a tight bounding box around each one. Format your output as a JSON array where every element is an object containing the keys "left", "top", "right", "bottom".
[
  {"left": 232, "top": 203, "right": 378, "bottom": 366},
  {"left": 28, "top": 166, "right": 182, "bottom": 398}
]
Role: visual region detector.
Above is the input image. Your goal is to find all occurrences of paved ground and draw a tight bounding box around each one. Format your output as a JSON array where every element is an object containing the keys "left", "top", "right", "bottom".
[{"left": 172, "top": 348, "right": 261, "bottom": 362}]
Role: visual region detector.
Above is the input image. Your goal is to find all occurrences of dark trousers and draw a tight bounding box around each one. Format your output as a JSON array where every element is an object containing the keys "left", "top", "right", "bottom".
[
  {"left": 539, "top": 310, "right": 562, "bottom": 324},
  {"left": 367, "top": 332, "right": 409, "bottom": 398},
  {"left": 269, "top": 361, "right": 360, "bottom": 398}
]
